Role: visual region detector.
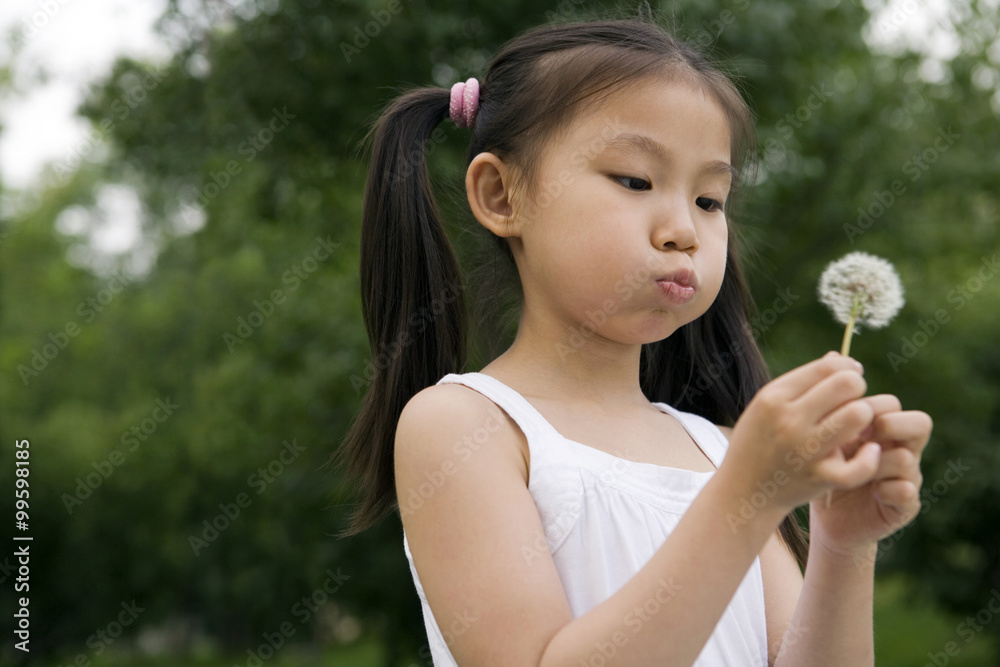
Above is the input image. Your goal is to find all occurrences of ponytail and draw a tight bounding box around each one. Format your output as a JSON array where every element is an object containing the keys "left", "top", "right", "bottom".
[{"left": 331, "top": 87, "right": 467, "bottom": 538}]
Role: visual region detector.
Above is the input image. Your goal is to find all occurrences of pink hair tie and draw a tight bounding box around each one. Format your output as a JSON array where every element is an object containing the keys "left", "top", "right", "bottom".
[{"left": 449, "top": 77, "right": 479, "bottom": 128}]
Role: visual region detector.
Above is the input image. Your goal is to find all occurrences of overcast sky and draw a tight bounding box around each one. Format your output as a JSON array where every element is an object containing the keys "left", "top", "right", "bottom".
[{"left": 0, "top": 0, "right": 173, "bottom": 191}]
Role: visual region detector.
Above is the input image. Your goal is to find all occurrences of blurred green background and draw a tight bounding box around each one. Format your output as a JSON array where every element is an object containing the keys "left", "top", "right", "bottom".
[{"left": 0, "top": 0, "right": 998, "bottom": 665}]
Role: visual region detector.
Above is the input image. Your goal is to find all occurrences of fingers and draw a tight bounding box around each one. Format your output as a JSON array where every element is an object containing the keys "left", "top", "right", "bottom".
[
  {"left": 803, "top": 395, "right": 876, "bottom": 459},
  {"left": 827, "top": 430, "right": 923, "bottom": 515},
  {"left": 840, "top": 394, "right": 903, "bottom": 457},
  {"left": 815, "top": 441, "right": 882, "bottom": 491},
  {"left": 870, "top": 435, "right": 925, "bottom": 515},
  {"left": 870, "top": 445, "right": 922, "bottom": 485},
  {"left": 869, "top": 410, "right": 933, "bottom": 455},
  {"left": 873, "top": 478, "right": 921, "bottom": 514},
  {"left": 862, "top": 394, "right": 903, "bottom": 420},
  {"left": 793, "top": 365, "right": 867, "bottom": 426},
  {"left": 769, "top": 351, "right": 865, "bottom": 402}
]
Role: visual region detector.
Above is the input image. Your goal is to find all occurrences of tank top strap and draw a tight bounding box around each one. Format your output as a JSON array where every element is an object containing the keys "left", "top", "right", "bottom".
[
  {"left": 435, "top": 372, "right": 564, "bottom": 449},
  {"left": 653, "top": 403, "right": 730, "bottom": 470},
  {"left": 436, "top": 372, "right": 731, "bottom": 473}
]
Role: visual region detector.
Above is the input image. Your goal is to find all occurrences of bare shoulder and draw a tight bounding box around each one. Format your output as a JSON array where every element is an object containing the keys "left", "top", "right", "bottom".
[
  {"left": 394, "top": 382, "right": 529, "bottom": 489},
  {"left": 392, "top": 382, "right": 572, "bottom": 665}
]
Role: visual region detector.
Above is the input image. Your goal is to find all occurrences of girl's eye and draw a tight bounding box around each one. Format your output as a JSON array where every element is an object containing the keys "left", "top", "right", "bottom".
[
  {"left": 696, "top": 197, "right": 724, "bottom": 212},
  {"left": 612, "top": 175, "right": 651, "bottom": 191}
]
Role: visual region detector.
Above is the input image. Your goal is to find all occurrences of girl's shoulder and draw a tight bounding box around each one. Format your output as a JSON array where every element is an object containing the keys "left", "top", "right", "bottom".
[{"left": 395, "top": 381, "right": 530, "bottom": 486}]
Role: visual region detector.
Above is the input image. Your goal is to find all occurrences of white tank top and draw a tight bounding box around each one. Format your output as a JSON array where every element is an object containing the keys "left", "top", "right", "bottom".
[{"left": 402, "top": 371, "right": 769, "bottom": 666}]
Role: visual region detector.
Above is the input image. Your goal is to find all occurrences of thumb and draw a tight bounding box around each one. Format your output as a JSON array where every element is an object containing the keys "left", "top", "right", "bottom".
[{"left": 816, "top": 441, "right": 882, "bottom": 491}]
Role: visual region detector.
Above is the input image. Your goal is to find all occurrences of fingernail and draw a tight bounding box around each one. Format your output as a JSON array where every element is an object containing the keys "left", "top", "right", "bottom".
[{"left": 855, "top": 360, "right": 864, "bottom": 374}]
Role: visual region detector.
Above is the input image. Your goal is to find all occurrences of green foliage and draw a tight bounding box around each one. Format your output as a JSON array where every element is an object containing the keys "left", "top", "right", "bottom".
[{"left": 0, "top": 0, "right": 997, "bottom": 664}]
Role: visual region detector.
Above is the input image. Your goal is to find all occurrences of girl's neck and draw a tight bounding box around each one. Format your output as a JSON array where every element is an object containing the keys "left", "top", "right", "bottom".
[{"left": 480, "top": 338, "right": 652, "bottom": 414}]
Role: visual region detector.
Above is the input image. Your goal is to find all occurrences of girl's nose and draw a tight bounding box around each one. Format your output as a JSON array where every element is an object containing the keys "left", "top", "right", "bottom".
[{"left": 652, "top": 198, "right": 699, "bottom": 252}]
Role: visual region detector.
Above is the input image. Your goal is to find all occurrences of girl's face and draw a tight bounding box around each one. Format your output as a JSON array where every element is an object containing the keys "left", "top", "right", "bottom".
[{"left": 511, "top": 76, "right": 732, "bottom": 346}]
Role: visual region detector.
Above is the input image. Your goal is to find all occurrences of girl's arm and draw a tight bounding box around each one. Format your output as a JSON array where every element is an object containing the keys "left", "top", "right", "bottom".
[
  {"left": 724, "top": 423, "right": 874, "bottom": 667},
  {"left": 772, "top": 535, "right": 877, "bottom": 666},
  {"left": 718, "top": 425, "right": 805, "bottom": 666},
  {"left": 770, "top": 392, "right": 930, "bottom": 667},
  {"left": 753, "top": 492, "right": 878, "bottom": 667}
]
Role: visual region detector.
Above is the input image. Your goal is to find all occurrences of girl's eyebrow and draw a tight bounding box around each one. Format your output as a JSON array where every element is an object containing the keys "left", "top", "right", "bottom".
[{"left": 596, "top": 132, "right": 735, "bottom": 183}]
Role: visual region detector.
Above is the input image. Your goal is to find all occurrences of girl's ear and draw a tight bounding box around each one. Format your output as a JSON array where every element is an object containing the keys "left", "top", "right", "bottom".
[{"left": 466, "top": 152, "right": 522, "bottom": 238}]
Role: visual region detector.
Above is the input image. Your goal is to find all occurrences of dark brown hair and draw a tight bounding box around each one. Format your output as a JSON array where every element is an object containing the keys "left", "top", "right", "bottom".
[{"left": 332, "top": 14, "right": 809, "bottom": 569}]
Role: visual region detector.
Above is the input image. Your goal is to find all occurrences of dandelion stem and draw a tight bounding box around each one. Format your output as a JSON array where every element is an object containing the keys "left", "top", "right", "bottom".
[
  {"left": 839, "top": 292, "right": 865, "bottom": 357},
  {"left": 827, "top": 293, "right": 866, "bottom": 508}
]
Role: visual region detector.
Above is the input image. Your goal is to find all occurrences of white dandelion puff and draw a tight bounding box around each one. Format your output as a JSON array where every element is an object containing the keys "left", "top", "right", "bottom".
[{"left": 818, "top": 251, "right": 905, "bottom": 352}]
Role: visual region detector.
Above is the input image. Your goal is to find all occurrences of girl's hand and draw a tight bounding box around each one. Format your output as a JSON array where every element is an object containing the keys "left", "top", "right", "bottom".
[
  {"left": 808, "top": 393, "right": 933, "bottom": 557},
  {"left": 723, "top": 351, "right": 879, "bottom": 513}
]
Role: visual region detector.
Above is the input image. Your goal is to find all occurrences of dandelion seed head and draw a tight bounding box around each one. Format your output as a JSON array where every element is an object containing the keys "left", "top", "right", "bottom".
[{"left": 817, "top": 251, "right": 905, "bottom": 330}]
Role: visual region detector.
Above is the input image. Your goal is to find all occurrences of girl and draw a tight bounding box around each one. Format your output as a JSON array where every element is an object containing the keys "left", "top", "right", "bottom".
[{"left": 334, "top": 15, "right": 933, "bottom": 667}]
